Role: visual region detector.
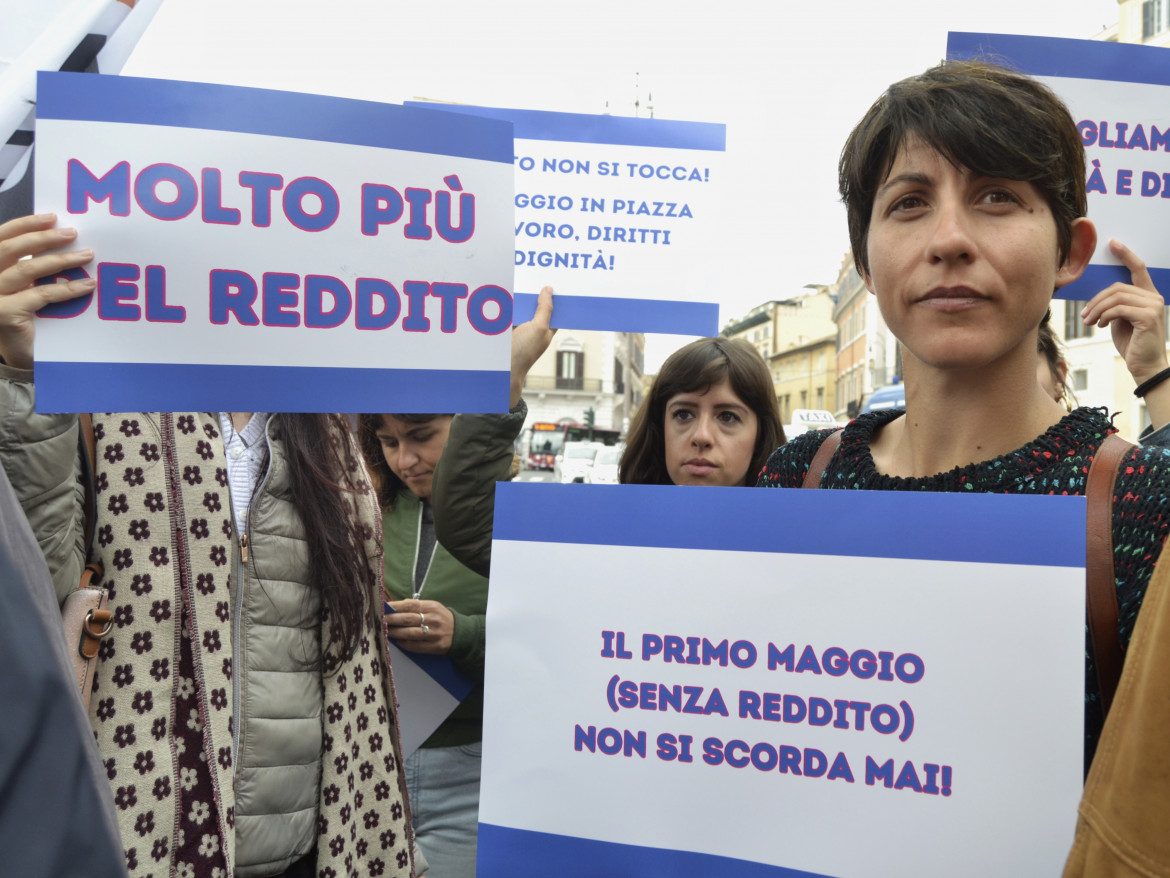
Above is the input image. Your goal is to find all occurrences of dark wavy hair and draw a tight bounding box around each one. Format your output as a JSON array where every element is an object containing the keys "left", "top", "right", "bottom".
[
  {"left": 840, "top": 59, "right": 1087, "bottom": 277},
  {"left": 266, "top": 414, "right": 379, "bottom": 665},
  {"left": 356, "top": 413, "right": 453, "bottom": 509},
  {"left": 620, "top": 337, "right": 785, "bottom": 486},
  {"left": 1037, "top": 306, "right": 1073, "bottom": 406}
]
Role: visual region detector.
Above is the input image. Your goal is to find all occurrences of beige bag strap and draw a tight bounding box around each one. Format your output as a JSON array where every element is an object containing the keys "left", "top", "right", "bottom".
[
  {"left": 801, "top": 429, "right": 843, "bottom": 489},
  {"left": 1085, "top": 432, "right": 1133, "bottom": 718},
  {"left": 66, "top": 413, "right": 109, "bottom": 709}
]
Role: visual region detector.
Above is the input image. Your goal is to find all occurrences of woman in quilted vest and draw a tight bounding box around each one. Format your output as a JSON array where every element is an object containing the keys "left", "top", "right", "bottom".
[{"left": 0, "top": 213, "right": 420, "bottom": 878}]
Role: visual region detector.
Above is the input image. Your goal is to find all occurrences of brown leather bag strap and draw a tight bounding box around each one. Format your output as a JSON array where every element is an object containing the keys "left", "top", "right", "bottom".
[
  {"left": 801, "top": 429, "right": 843, "bottom": 489},
  {"left": 1085, "top": 432, "right": 1133, "bottom": 718}
]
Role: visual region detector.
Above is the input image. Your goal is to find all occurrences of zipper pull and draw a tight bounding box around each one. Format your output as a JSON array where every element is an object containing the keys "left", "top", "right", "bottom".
[{"left": 240, "top": 533, "right": 249, "bottom": 564}]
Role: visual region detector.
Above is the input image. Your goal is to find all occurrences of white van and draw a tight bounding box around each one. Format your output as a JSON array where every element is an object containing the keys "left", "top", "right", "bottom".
[{"left": 784, "top": 409, "right": 840, "bottom": 437}]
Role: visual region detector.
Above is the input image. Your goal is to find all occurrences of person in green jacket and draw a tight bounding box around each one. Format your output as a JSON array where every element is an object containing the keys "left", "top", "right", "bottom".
[
  {"left": 357, "top": 409, "right": 487, "bottom": 878},
  {"left": 356, "top": 287, "right": 556, "bottom": 876}
]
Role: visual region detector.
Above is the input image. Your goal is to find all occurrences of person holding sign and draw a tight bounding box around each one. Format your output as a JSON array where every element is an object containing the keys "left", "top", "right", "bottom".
[
  {"left": 430, "top": 321, "right": 784, "bottom": 578},
  {"left": 619, "top": 337, "right": 785, "bottom": 487},
  {"left": 0, "top": 214, "right": 419, "bottom": 878},
  {"left": 357, "top": 409, "right": 486, "bottom": 878},
  {"left": 757, "top": 60, "right": 1170, "bottom": 773},
  {"left": 1080, "top": 238, "right": 1170, "bottom": 444}
]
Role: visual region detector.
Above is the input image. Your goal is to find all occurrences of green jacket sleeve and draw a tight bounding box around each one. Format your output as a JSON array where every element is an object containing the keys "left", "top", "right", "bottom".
[
  {"left": 0, "top": 365, "right": 85, "bottom": 604},
  {"left": 447, "top": 606, "right": 486, "bottom": 680},
  {"left": 431, "top": 400, "right": 527, "bottom": 578}
]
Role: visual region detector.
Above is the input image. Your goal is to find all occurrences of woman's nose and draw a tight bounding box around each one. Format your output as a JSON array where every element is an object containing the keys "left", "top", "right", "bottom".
[{"left": 926, "top": 201, "right": 974, "bottom": 264}]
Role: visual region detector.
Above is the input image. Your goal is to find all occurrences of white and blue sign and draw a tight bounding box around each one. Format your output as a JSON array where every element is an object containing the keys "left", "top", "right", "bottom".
[
  {"left": 33, "top": 72, "right": 515, "bottom": 413},
  {"left": 480, "top": 484, "right": 1085, "bottom": 877},
  {"left": 407, "top": 103, "right": 724, "bottom": 336},
  {"left": 386, "top": 635, "right": 476, "bottom": 758},
  {"left": 948, "top": 33, "right": 1170, "bottom": 302}
]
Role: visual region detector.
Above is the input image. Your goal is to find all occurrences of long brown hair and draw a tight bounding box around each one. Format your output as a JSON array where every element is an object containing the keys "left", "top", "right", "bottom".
[
  {"left": 620, "top": 337, "right": 785, "bottom": 485},
  {"left": 267, "top": 413, "right": 378, "bottom": 664}
]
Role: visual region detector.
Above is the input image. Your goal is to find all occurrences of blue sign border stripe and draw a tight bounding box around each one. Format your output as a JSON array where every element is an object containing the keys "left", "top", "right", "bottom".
[
  {"left": 37, "top": 71, "right": 513, "bottom": 163},
  {"left": 947, "top": 32, "right": 1170, "bottom": 87},
  {"left": 477, "top": 824, "right": 834, "bottom": 878},
  {"left": 1057, "top": 265, "right": 1170, "bottom": 304},
  {"left": 34, "top": 362, "right": 510, "bottom": 414},
  {"left": 405, "top": 101, "right": 726, "bottom": 151},
  {"left": 409, "top": 652, "right": 476, "bottom": 701},
  {"left": 511, "top": 291, "right": 718, "bottom": 334},
  {"left": 492, "top": 482, "right": 1086, "bottom": 568}
]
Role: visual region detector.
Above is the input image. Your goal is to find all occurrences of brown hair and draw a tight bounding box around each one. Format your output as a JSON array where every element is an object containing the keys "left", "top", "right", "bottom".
[
  {"left": 357, "top": 412, "right": 453, "bottom": 508},
  {"left": 1037, "top": 307, "right": 1073, "bottom": 407},
  {"left": 620, "top": 337, "right": 785, "bottom": 486},
  {"left": 840, "top": 60, "right": 1087, "bottom": 277},
  {"left": 269, "top": 414, "right": 379, "bottom": 664}
]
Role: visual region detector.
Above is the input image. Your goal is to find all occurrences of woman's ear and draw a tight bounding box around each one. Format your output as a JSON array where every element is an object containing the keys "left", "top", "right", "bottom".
[{"left": 1055, "top": 218, "right": 1098, "bottom": 289}]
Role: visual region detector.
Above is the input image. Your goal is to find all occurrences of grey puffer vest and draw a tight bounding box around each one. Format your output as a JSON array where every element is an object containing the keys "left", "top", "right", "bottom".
[{"left": 232, "top": 419, "right": 322, "bottom": 876}]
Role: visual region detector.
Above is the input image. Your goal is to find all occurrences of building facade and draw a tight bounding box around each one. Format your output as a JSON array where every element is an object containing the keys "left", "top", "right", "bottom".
[
  {"left": 829, "top": 255, "right": 900, "bottom": 419},
  {"left": 771, "top": 335, "right": 838, "bottom": 424},
  {"left": 521, "top": 330, "right": 644, "bottom": 435},
  {"left": 722, "top": 291, "right": 839, "bottom": 421}
]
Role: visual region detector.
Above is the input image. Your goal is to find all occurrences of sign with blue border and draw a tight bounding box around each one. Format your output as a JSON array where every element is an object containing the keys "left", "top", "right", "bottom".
[
  {"left": 479, "top": 484, "right": 1085, "bottom": 877},
  {"left": 947, "top": 33, "right": 1170, "bottom": 302},
  {"left": 407, "top": 102, "right": 724, "bottom": 335},
  {"left": 385, "top": 617, "right": 476, "bottom": 757},
  {"left": 33, "top": 72, "right": 515, "bottom": 413}
]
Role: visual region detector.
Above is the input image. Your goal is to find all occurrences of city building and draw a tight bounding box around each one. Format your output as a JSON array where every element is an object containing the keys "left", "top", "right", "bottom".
[
  {"left": 1110, "top": 0, "right": 1170, "bottom": 46},
  {"left": 521, "top": 330, "right": 644, "bottom": 435},
  {"left": 721, "top": 291, "right": 839, "bottom": 421},
  {"left": 771, "top": 334, "right": 838, "bottom": 424},
  {"left": 829, "top": 255, "right": 900, "bottom": 419}
]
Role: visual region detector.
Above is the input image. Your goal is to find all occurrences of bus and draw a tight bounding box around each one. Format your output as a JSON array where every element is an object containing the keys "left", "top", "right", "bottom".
[{"left": 524, "top": 421, "right": 622, "bottom": 470}]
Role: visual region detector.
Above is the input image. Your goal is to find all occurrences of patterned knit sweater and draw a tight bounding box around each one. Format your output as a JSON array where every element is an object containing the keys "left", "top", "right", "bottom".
[{"left": 757, "top": 406, "right": 1170, "bottom": 770}]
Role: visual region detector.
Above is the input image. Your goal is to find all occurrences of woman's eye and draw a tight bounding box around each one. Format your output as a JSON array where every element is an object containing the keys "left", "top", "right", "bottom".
[
  {"left": 671, "top": 409, "right": 694, "bottom": 423},
  {"left": 890, "top": 194, "right": 925, "bottom": 213},
  {"left": 717, "top": 411, "right": 743, "bottom": 425},
  {"left": 982, "top": 189, "right": 1019, "bottom": 205}
]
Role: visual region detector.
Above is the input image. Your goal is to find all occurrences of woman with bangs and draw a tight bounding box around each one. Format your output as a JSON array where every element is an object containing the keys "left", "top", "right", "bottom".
[
  {"left": 756, "top": 60, "right": 1170, "bottom": 775},
  {"left": 429, "top": 298, "right": 784, "bottom": 579},
  {"left": 620, "top": 336, "right": 785, "bottom": 488}
]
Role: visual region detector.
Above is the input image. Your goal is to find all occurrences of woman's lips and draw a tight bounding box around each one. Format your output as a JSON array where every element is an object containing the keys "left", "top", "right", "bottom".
[{"left": 917, "top": 286, "right": 986, "bottom": 310}]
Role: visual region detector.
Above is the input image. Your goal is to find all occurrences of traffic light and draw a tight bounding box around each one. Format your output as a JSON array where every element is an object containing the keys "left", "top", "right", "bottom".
[{"left": 584, "top": 407, "right": 595, "bottom": 440}]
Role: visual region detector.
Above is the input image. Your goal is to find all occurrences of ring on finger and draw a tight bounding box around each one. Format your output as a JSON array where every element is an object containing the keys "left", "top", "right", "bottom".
[{"left": 420, "top": 612, "right": 429, "bottom": 634}]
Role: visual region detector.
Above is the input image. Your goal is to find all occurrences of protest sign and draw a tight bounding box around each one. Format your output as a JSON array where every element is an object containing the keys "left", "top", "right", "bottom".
[
  {"left": 480, "top": 484, "right": 1085, "bottom": 877},
  {"left": 407, "top": 102, "right": 724, "bottom": 335},
  {"left": 386, "top": 638, "right": 475, "bottom": 758},
  {"left": 947, "top": 32, "right": 1170, "bottom": 302},
  {"left": 32, "top": 71, "right": 514, "bottom": 412}
]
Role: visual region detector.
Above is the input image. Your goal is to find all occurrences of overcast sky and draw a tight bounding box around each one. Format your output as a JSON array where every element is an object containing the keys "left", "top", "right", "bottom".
[{"left": 20, "top": 0, "right": 1126, "bottom": 370}]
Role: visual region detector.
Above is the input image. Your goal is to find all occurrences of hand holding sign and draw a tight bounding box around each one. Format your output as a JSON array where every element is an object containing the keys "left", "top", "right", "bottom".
[
  {"left": 509, "top": 284, "right": 556, "bottom": 407},
  {"left": 0, "top": 214, "right": 95, "bottom": 369},
  {"left": 1082, "top": 238, "right": 1170, "bottom": 432},
  {"left": 386, "top": 597, "right": 457, "bottom": 655},
  {"left": 1081, "top": 239, "right": 1169, "bottom": 380}
]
